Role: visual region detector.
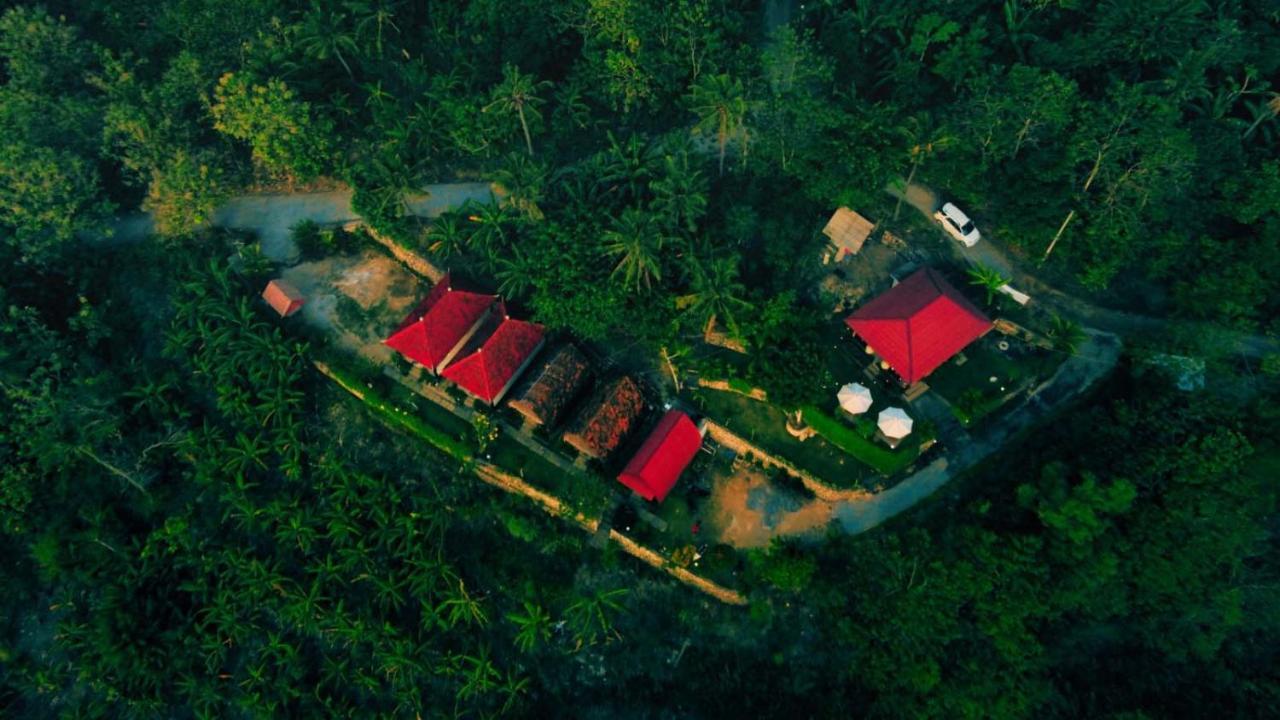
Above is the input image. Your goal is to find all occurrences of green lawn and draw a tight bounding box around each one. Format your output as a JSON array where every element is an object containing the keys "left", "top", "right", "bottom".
[
  {"left": 689, "top": 388, "right": 874, "bottom": 488},
  {"left": 800, "top": 405, "right": 923, "bottom": 475},
  {"left": 927, "top": 338, "right": 1062, "bottom": 426}
]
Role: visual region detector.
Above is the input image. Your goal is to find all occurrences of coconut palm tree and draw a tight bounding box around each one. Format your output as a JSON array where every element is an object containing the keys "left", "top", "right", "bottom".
[
  {"left": 967, "top": 264, "right": 1009, "bottom": 305},
  {"left": 892, "top": 112, "right": 954, "bottom": 219},
  {"left": 688, "top": 73, "right": 748, "bottom": 175},
  {"left": 601, "top": 208, "right": 666, "bottom": 291},
  {"left": 506, "top": 600, "right": 552, "bottom": 654},
  {"left": 565, "top": 587, "right": 627, "bottom": 647},
  {"left": 596, "top": 132, "right": 660, "bottom": 203},
  {"left": 650, "top": 151, "right": 708, "bottom": 232},
  {"left": 494, "top": 246, "right": 536, "bottom": 299},
  {"left": 483, "top": 64, "right": 550, "bottom": 156},
  {"left": 426, "top": 214, "right": 468, "bottom": 259},
  {"left": 687, "top": 256, "right": 752, "bottom": 335},
  {"left": 296, "top": 2, "right": 359, "bottom": 79},
  {"left": 348, "top": 0, "right": 401, "bottom": 56},
  {"left": 1045, "top": 314, "right": 1086, "bottom": 355},
  {"left": 493, "top": 152, "right": 548, "bottom": 220}
]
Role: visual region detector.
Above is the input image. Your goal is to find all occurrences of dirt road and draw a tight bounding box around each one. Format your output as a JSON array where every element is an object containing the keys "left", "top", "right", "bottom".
[
  {"left": 108, "top": 182, "right": 497, "bottom": 261},
  {"left": 888, "top": 181, "right": 1279, "bottom": 359}
]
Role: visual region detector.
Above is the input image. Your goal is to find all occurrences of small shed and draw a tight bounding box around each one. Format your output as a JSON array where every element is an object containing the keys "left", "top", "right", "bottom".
[
  {"left": 822, "top": 207, "right": 875, "bottom": 260},
  {"left": 262, "top": 279, "right": 305, "bottom": 317}
]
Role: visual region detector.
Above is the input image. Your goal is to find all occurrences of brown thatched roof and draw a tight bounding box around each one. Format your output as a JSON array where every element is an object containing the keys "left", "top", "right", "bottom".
[
  {"left": 507, "top": 344, "right": 591, "bottom": 427},
  {"left": 562, "top": 376, "right": 645, "bottom": 459},
  {"left": 822, "top": 207, "right": 874, "bottom": 256}
]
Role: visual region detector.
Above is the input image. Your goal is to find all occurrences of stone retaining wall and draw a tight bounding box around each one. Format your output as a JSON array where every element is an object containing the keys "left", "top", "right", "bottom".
[
  {"left": 695, "top": 378, "right": 767, "bottom": 400},
  {"left": 359, "top": 223, "right": 445, "bottom": 282},
  {"left": 702, "top": 420, "right": 873, "bottom": 503}
]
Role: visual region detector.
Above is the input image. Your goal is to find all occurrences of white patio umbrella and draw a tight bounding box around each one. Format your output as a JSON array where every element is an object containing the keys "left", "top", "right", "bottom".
[
  {"left": 837, "top": 383, "right": 873, "bottom": 415},
  {"left": 877, "top": 407, "right": 914, "bottom": 439}
]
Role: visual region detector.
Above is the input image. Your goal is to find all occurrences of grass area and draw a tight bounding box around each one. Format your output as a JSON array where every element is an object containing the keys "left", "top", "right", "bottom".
[
  {"left": 321, "top": 360, "right": 473, "bottom": 461},
  {"left": 689, "top": 388, "right": 874, "bottom": 488},
  {"left": 927, "top": 337, "right": 1062, "bottom": 426},
  {"left": 800, "top": 405, "right": 922, "bottom": 475}
]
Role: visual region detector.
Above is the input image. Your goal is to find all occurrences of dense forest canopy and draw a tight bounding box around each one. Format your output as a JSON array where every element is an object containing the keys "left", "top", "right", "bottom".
[{"left": 1, "top": 0, "right": 1278, "bottom": 717}]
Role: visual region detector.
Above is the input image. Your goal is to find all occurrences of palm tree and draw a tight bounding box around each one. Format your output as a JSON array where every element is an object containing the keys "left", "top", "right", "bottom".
[
  {"left": 597, "top": 132, "right": 660, "bottom": 202},
  {"left": 601, "top": 208, "right": 666, "bottom": 291},
  {"left": 493, "top": 152, "right": 548, "bottom": 220},
  {"left": 463, "top": 199, "right": 510, "bottom": 257},
  {"left": 348, "top": 0, "right": 400, "bottom": 56},
  {"left": 565, "top": 587, "right": 627, "bottom": 647},
  {"left": 687, "top": 256, "right": 752, "bottom": 335},
  {"left": 296, "top": 2, "right": 359, "bottom": 79},
  {"left": 483, "top": 64, "right": 550, "bottom": 156},
  {"left": 494, "top": 246, "right": 536, "bottom": 299},
  {"left": 1045, "top": 315, "right": 1086, "bottom": 355},
  {"left": 966, "top": 264, "right": 1009, "bottom": 305},
  {"left": 892, "top": 112, "right": 954, "bottom": 219},
  {"left": 688, "top": 73, "right": 749, "bottom": 175},
  {"left": 426, "top": 214, "right": 468, "bottom": 259},
  {"left": 650, "top": 151, "right": 708, "bottom": 232},
  {"left": 506, "top": 600, "right": 552, "bottom": 654}
]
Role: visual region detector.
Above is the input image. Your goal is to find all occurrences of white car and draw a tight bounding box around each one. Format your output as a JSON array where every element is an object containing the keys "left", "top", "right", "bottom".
[{"left": 933, "top": 202, "right": 981, "bottom": 247}]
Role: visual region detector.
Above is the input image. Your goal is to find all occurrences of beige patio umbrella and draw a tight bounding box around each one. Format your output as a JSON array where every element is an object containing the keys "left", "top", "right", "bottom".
[
  {"left": 877, "top": 407, "right": 914, "bottom": 439},
  {"left": 837, "top": 383, "right": 873, "bottom": 415}
]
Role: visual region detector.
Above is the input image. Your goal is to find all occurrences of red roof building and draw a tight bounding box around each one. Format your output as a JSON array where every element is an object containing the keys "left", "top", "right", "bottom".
[
  {"left": 845, "top": 268, "right": 992, "bottom": 384},
  {"left": 262, "top": 279, "right": 304, "bottom": 317},
  {"left": 618, "top": 410, "right": 702, "bottom": 502},
  {"left": 442, "top": 305, "right": 546, "bottom": 405},
  {"left": 384, "top": 274, "right": 496, "bottom": 373}
]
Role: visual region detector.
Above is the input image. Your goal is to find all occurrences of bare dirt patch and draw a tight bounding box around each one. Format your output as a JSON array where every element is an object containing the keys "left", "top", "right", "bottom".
[
  {"left": 282, "top": 249, "right": 425, "bottom": 364},
  {"left": 707, "top": 462, "right": 834, "bottom": 548}
]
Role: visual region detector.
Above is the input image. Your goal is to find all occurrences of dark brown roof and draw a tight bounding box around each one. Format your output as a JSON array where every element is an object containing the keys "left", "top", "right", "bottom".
[
  {"left": 507, "top": 344, "right": 591, "bottom": 427},
  {"left": 562, "top": 376, "right": 645, "bottom": 459}
]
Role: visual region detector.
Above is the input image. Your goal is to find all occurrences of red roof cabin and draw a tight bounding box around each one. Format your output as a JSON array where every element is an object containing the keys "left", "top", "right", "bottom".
[
  {"left": 442, "top": 303, "right": 546, "bottom": 405},
  {"left": 618, "top": 410, "right": 703, "bottom": 502},
  {"left": 562, "top": 377, "right": 646, "bottom": 460},
  {"left": 845, "top": 267, "right": 992, "bottom": 385},
  {"left": 384, "top": 273, "right": 496, "bottom": 374},
  {"left": 262, "top": 279, "right": 305, "bottom": 318}
]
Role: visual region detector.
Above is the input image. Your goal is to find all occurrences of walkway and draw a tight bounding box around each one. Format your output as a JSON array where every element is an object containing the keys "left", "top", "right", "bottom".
[{"left": 887, "top": 181, "right": 1280, "bottom": 359}]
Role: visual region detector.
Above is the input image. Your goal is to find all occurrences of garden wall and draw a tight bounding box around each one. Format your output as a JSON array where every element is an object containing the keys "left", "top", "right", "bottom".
[
  {"left": 696, "top": 378, "right": 767, "bottom": 400},
  {"left": 702, "top": 420, "right": 873, "bottom": 503},
  {"left": 357, "top": 222, "right": 445, "bottom": 282}
]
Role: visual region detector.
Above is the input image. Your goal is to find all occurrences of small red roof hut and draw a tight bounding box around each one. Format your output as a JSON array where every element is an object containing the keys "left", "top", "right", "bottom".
[
  {"left": 384, "top": 273, "right": 496, "bottom": 373},
  {"left": 845, "top": 267, "right": 992, "bottom": 385},
  {"left": 562, "top": 377, "right": 645, "bottom": 459},
  {"left": 262, "top": 279, "right": 305, "bottom": 317},
  {"left": 617, "top": 410, "right": 702, "bottom": 502}
]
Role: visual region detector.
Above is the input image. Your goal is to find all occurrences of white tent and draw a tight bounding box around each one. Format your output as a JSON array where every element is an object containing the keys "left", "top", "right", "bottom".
[
  {"left": 837, "top": 383, "right": 873, "bottom": 415},
  {"left": 877, "top": 407, "right": 914, "bottom": 439}
]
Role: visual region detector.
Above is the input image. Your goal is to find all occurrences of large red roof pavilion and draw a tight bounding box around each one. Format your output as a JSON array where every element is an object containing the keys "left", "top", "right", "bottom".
[
  {"left": 384, "top": 274, "right": 496, "bottom": 373},
  {"left": 442, "top": 304, "right": 546, "bottom": 405},
  {"left": 845, "top": 268, "right": 992, "bottom": 385},
  {"left": 617, "top": 410, "right": 703, "bottom": 503}
]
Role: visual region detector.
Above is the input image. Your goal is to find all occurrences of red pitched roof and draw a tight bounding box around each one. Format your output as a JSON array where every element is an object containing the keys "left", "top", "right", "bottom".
[
  {"left": 263, "top": 279, "right": 305, "bottom": 317},
  {"left": 845, "top": 268, "right": 992, "bottom": 384},
  {"left": 618, "top": 410, "right": 702, "bottom": 502},
  {"left": 384, "top": 274, "right": 496, "bottom": 373},
  {"left": 442, "top": 309, "right": 546, "bottom": 404}
]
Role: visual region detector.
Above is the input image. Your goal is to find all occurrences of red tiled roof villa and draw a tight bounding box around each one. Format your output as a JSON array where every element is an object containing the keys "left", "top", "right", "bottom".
[
  {"left": 442, "top": 305, "right": 546, "bottom": 405},
  {"left": 845, "top": 267, "right": 992, "bottom": 384},
  {"left": 384, "top": 273, "right": 495, "bottom": 373}
]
